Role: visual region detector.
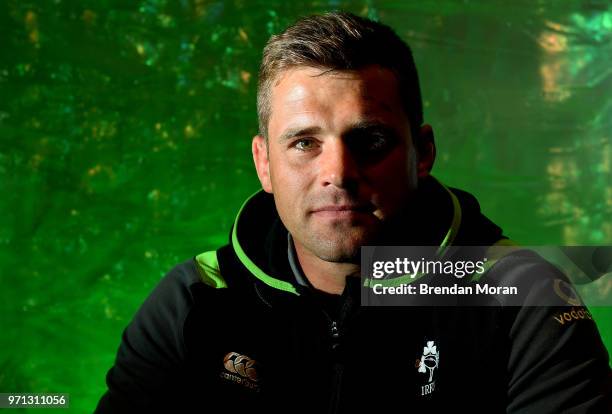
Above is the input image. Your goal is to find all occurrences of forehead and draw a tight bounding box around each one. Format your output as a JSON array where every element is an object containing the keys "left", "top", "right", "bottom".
[{"left": 267, "top": 65, "right": 408, "bottom": 138}]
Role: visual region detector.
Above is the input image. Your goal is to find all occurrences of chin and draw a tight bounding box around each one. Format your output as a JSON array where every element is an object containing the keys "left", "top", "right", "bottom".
[
  {"left": 310, "top": 233, "right": 371, "bottom": 263},
  {"left": 318, "top": 249, "right": 360, "bottom": 263}
]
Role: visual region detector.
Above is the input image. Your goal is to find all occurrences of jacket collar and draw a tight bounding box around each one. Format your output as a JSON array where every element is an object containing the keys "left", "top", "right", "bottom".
[{"left": 230, "top": 176, "right": 483, "bottom": 297}]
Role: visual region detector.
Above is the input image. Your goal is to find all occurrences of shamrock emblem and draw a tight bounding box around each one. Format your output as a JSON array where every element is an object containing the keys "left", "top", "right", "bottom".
[{"left": 417, "top": 340, "right": 439, "bottom": 383}]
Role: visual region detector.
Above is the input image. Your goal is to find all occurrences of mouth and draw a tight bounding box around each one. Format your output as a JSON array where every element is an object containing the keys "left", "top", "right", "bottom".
[
  {"left": 312, "top": 205, "right": 371, "bottom": 212},
  {"left": 310, "top": 204, "right": 375, "bottom": 218}
]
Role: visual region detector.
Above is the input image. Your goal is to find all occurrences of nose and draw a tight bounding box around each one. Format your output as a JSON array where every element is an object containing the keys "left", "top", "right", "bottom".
[{"left": 319, "top": 139, "right": 360, "bottom": 189}]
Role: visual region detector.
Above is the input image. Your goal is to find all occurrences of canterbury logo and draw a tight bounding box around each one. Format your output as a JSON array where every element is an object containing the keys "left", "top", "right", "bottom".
[{"left": 220, "top": 352, "right": 260, "bottom": 391}]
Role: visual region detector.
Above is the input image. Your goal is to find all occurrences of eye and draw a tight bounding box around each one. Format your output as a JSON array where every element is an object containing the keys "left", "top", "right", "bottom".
[
  {"left": 344, "top": 129, "right": 399, "bottom": 164},
  {"left": 366, "top": 134, "right": 392, "bottom": 152},
  {"left": 353, "top": 133, "right": 395, "bottom": 154},
  {"left": 294, "top": 138, "right": 317, "bottom": 151}
]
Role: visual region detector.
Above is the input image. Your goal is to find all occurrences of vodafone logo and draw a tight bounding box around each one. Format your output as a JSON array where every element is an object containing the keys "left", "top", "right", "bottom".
[{"left": 220, "top": 352, "right": 260, "bottom": 391}]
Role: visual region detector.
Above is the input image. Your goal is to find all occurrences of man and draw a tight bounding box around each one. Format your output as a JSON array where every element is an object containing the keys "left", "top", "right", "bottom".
[{"left": 96, "top": 12, "right": 611, "bottom": 413}]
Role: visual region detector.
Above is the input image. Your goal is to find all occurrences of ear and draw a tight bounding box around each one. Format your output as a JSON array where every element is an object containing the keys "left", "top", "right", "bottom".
[
  {"left": 414, "top": 124, "right": 436, "bottom": 178},
  {"left": 252, "top": 134, "right": 273, "bottom": 193}
]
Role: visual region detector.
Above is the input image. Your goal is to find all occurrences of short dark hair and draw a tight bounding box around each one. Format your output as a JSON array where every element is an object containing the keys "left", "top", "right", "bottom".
[{"left": 257, "top": 11, "right": 423, "bottom": 139}]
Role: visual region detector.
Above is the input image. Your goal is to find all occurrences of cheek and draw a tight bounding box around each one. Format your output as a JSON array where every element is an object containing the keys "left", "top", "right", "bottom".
[
  {"left": 270, "top": 162, "right": 301, "bottom": 191},
  {"left": 367, "top": 149, "right": 416, "bottom": 208},
  {"left": 268, "top": 152, "right": 288, "bottom": 187},
  {"left": 269, "top": 162, "right": 307, "bottom": 214},
  {"left": 370, "top": 147, "right": 414, "bottom": 184},
  {"left": 269, "top": 150, "right": 315, "bottom": 189}
]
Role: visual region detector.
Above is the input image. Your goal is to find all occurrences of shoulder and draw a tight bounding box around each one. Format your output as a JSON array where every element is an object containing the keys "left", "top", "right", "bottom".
[
  {"left": 150, "top": 247, "right": 234, "bottom": 309},
  {"left": 124, "top": 252, "right": 235, "bottom": 360},
  {"left": 139, "top": 257, "right": 220, "bottom": 318},
  {"left": 479, "top": 249, "right": 611, "bottom": 412},
  {"left": 480, "top": 248, "right": 578, "bottom": 306}
]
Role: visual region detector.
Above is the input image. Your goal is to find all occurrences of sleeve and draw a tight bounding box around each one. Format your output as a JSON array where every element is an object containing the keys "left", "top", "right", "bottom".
[
  {"left": 497, "top": 254, "right": 612, "bottom": 413},
  {"left": 95, "top": 262, "right": 198, "bottom": 413}
]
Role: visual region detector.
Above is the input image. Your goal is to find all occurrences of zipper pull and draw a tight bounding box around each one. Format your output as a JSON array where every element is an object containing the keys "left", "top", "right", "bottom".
[{"left": 330, "top": 320, "right": 340, "bottom": 339}]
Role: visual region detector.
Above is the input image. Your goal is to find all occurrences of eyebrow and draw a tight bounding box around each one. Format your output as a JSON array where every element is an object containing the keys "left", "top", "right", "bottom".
[
  {"left": 348, "top": 120, "right": 395, "bottom": 133},
  {"left": 343, "top": 121, "right": 401, "bottom": 142},
  {"left": 278, "top": 126, "right": 323, "bottom": 143},
  {"left": 277, "top": 120, "right": 397, "bottom": 143}
]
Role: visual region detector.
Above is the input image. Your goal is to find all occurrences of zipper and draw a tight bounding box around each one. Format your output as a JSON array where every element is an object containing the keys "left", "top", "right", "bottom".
[
  {"left": 312, "top": 278, "right": 359, "bottom": 413},
  {"left": 328, "top": 361, "right": 344, "bottom": 414},
  {"left": 323, "top": 282, "right": 359, "bottom": 414},
  {"left": 330, "top": 321, "right": 339, "bottom": 340},
  {"left": 326, "top": 287, "right": 354, "bottom": 414},
  {"left": 328, "top": 319, "right": 343, "bottom": 414}
]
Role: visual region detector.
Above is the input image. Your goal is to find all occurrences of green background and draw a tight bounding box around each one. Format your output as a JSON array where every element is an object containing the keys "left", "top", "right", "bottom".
[{"left": 1, "top": 0, "right": 610, "bottom": 412}]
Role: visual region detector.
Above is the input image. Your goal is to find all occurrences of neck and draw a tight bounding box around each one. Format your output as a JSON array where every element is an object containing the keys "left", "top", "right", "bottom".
[{"left": 293, "top": 241, "right": 359, "bottom": 295}]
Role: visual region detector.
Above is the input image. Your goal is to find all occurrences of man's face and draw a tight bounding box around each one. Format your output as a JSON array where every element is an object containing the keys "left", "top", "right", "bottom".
[{"left": 253, "top": 65, "right": 433, "bottom": 262}]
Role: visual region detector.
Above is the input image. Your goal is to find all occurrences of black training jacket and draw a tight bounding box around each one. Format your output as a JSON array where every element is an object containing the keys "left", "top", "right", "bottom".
[{"left": 96, "top": 179, "right": 612, "bottom": 413}]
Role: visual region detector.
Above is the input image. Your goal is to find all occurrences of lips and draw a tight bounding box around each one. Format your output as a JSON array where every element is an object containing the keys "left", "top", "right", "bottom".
[
  {"left": 311, "top": 203, "right": 374, "bottom": 214},
  {"left": 313, "top": 205, "right": 367, "bottom": 212}
]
